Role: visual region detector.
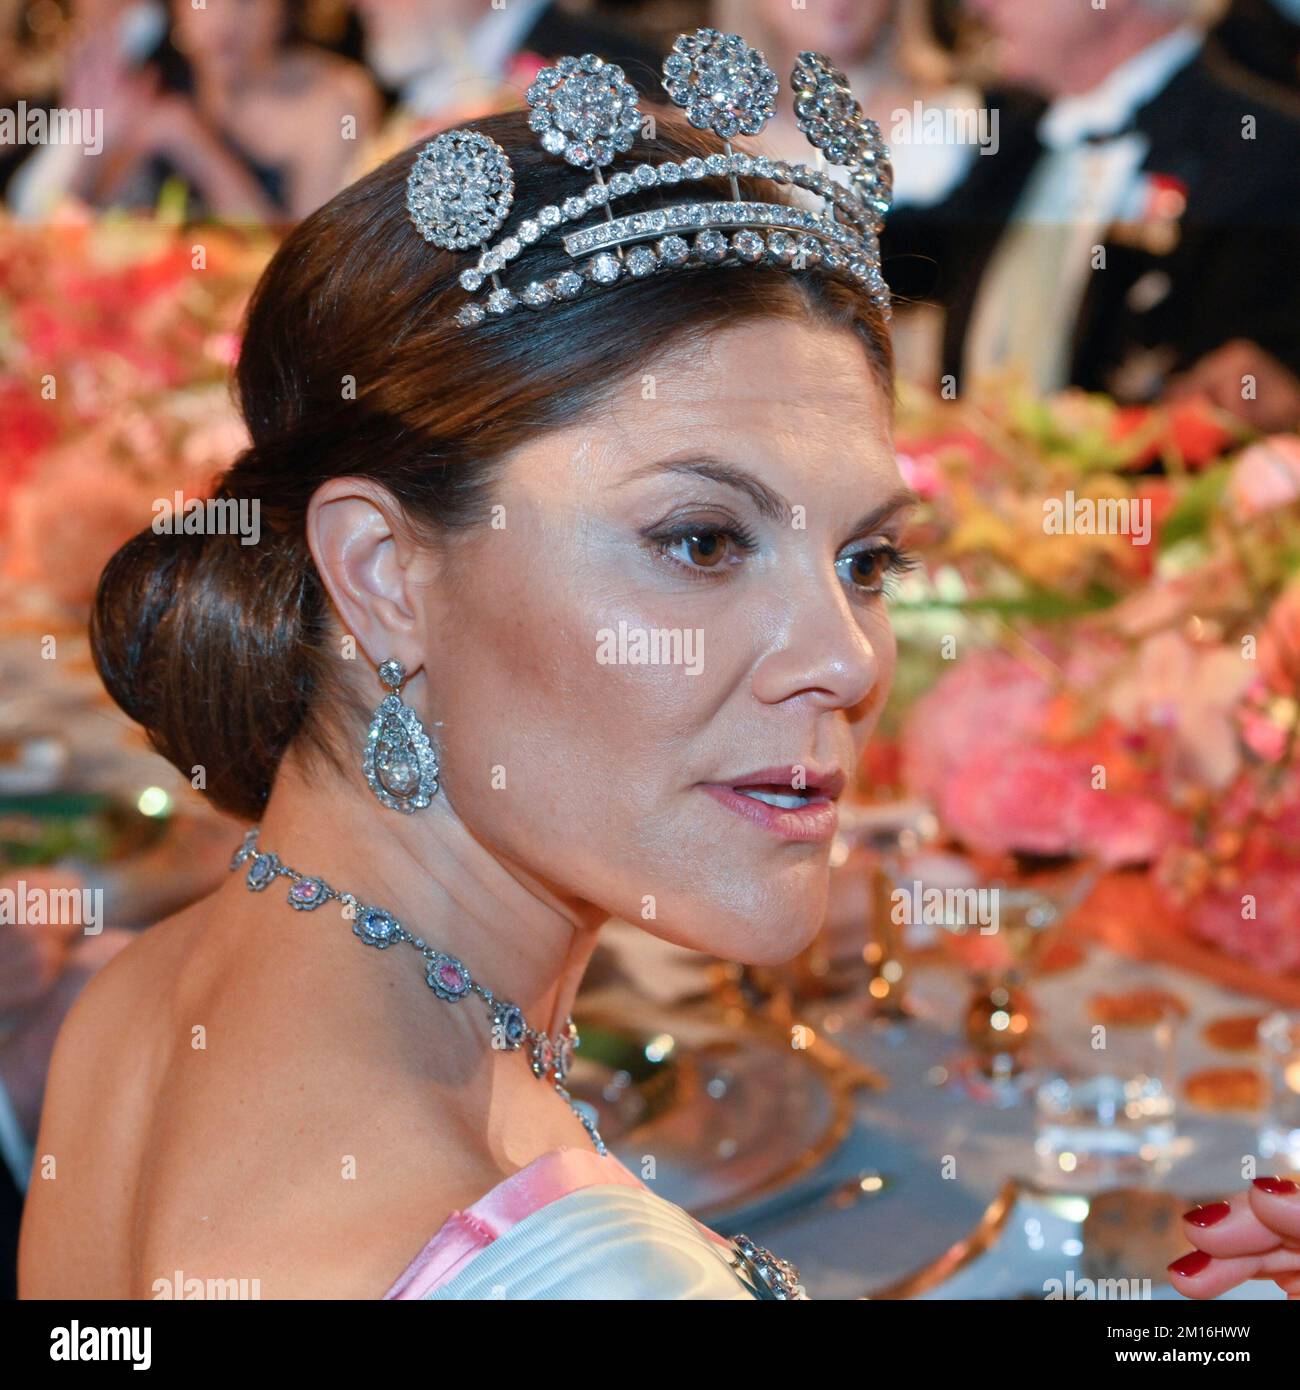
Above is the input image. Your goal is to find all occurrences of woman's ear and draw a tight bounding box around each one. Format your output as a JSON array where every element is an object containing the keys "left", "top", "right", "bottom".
[{"left": 306, "top": 478, "right": 436, "bottom": 671}]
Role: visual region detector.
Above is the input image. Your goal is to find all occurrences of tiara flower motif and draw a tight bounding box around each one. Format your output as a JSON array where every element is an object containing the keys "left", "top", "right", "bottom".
[
  {"left": 404, "top": 28, "right": 895, "bottom": 329},
  {"left": 407, "top": 129, "right": 515, "bottom": 249},
  {"left": 661, "top": 27, "right": 778, "bottom": 139},
  {"left": 525, "top": 53, "right": 642, "bottom": 169},
  {"left": 791, "top": 51, "right": 892, "bottom": 225}
]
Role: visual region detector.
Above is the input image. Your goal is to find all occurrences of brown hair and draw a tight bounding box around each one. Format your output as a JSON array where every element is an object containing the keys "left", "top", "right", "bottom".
[{"left": 91, "top": 107, "right": 894, "bottom": 821}]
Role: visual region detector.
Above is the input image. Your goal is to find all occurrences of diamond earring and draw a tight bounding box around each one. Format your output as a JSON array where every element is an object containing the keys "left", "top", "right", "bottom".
[{"left": 363, "top": 659, "right": 439, "bottom": 813}]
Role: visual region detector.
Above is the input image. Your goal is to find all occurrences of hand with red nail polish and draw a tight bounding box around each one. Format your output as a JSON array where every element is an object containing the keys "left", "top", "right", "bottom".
[{"left": 1166, "top": 1178, "right": 1300, "bottom": 1299}]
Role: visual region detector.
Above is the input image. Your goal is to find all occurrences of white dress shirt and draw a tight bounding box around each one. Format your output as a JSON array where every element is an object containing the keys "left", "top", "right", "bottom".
[{"left": 963, "top": 24, "right": 1204, "bottom": 394}]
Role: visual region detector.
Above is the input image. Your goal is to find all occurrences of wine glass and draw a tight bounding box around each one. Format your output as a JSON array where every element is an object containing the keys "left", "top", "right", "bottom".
[{"left": 932, "top": 853, "right": 1099, "bottom": 1103}]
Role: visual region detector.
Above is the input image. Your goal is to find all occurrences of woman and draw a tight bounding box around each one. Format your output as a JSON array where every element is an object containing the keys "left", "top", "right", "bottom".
[
  {"left": 32, "top": 0, "right": 378, "bottom": 220},
  {"left": 16, "top": 31, "right": 1299, "bottom": 1299}
]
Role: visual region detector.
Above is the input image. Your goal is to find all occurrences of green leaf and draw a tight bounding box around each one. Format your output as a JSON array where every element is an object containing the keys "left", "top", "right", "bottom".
[{"left": 1158, "top": 464, "right": 1231, "bottom": 550}]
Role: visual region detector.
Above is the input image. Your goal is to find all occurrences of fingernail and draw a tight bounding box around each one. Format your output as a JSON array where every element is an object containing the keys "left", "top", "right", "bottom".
[
  {"left": 1167, "top": 1250, "right": 1212, "bottom": 1277},
  {"left": 1182, "top": 1202, "right": 1230, "bottom": 1227},
  {"left": 1252, "top": 1176, "right": 1299, "bottom": 1195}
]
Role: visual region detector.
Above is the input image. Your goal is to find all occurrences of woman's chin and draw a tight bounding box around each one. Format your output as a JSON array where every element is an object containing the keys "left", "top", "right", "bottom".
[
  {"left": 646, "top": 890, "right": 829, "bottom": 968},
  {"left": 730, "top": 916, "right": 827, "bottom": 968}
]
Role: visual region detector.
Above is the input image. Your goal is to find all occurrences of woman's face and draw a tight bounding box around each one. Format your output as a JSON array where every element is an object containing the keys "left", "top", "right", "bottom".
[
  {"left": 967, "top": 0, "right": 1124, "bottom": 94},
  {"left": 757, "top": 0, "right": 894, "bottom": 65},
  {"left": 172, "top": 0, "right": 284, "bottom": 74},
  {"left": 425, "top": 317, "right": 911, "bottom": 966}
]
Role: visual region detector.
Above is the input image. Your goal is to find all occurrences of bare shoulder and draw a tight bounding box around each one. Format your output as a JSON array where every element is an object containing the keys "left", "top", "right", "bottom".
[
  {"left": 56, "top": 901, "right": 200, "bottom": 1040},
  {"left": 22, "top": 896, "right": 538, "bottom": 1298},
  {"left": 30, "top": 903, "right": 203, "bottom": 1138},
  {"left": 19, "top": 905, "right": 205, "bottom": 1298},
  {"left": 19, "top": 871, "right": 587, "bottom": 1298}
]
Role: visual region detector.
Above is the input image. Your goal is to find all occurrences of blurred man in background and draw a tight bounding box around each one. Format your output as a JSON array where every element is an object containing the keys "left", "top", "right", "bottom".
[{"left": 884, "top": 0, "right": 1300, "bottom": 430}]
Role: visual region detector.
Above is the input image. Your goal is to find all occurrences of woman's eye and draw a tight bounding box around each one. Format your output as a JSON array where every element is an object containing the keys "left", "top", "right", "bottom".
[
  {"left": 837, "top": 544, "right": 916, "bottom": 595},
  {"left": 657, "top": 527, "right": 752, "bottom": 574}
]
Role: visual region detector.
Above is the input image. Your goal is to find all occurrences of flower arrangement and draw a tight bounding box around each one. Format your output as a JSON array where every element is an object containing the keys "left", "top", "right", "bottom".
[
  {"left": 889, "top": 375, "right": 1300, "bottom": 975},
  {"left": 0, "top": 212, "right": 270, "bottom": 610}
]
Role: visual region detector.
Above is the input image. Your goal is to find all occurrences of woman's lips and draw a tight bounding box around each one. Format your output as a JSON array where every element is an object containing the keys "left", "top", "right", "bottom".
[{"left": 699, "top": 783, "right": 840, "bottom": 843}]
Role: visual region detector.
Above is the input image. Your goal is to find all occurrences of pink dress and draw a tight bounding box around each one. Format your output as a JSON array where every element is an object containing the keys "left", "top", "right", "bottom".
[{"left": 381, "top": 1146, "right": 798, "bottom": 1300}]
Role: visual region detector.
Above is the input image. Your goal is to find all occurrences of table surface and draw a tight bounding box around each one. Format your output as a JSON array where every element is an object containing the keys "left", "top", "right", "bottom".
[{"left": 599, "top": 920, "right": 1291, "bottom": 1301}]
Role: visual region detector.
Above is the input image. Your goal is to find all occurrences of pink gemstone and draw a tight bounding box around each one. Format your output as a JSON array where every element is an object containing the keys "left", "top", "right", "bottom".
[
  {"left": 292, "top": 881, "right": 317, "bottom": 899},
  {"left": 439, "top": 964, "right": 463, "bottom": 989}
]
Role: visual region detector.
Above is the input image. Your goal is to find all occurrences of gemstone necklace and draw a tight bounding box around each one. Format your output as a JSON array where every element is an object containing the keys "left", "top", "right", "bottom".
[{"left": 229, "top": 827, "right": 606, "bottom": 1155}]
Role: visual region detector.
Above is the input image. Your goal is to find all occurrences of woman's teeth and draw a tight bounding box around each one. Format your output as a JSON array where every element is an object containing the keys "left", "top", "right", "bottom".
[{"left": 736, "top": 788, "right": 809, "bottom": 810}]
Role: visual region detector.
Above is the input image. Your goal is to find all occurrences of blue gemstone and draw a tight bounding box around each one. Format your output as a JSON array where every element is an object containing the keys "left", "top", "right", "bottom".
[
  {"left": 246, "top": 854, "right": 278, "bottom": 890},
  {"left": 356, "top": 909, "right": 398, "bottom": 946}
]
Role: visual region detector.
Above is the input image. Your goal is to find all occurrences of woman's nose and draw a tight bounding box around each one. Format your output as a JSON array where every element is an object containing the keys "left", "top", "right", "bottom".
[{"left": 749, "top": 586, "right": 885, "bottom": 712}]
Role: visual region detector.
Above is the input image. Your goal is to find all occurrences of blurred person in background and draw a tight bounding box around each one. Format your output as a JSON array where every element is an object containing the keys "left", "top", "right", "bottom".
[
  {"left": 1204, "top": 0, "right": 1300, "bottom": 99},
  {"left": 353, "top": 0, "right": 664, "bottom": 126},
  {"left": 712, "top": 0, "right": 984, "bottom": 211},
  {"left": 0, "top": 0, "right": 74, "bottom": 198},
  {"left": 883, "top": 0, "right": 1300, "bottom": 431},
  {"left": 8, "top": 0, "right": 380, "bottom": 221}
]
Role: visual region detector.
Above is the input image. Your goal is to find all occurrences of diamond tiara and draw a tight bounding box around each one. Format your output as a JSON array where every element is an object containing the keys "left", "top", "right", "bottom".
[{"left": 404, "top": 28, "right": 895, "bottom": 329}]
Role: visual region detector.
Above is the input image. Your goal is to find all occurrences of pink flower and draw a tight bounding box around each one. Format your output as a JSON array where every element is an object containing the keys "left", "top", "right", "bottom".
[
  {"left": 901, "top": 649, "right": 1049, "bottom": 805},
  {"left": 901, "top": 647, "right": 1178, "bottom": 865},
  {"left": 895, "top": 449, "right": 944, "bottom": 500},
  {"left": 936, "top": 742, "right": 1177, "bottom": 867},
  {"left": 204, "top": 331, "right": 242, "bottom": 367},
  {"left": 1069, "top": 779, "right": 1180, "bottom": 866},
  {"left": 1238, "top": 699, "right": 1291, "bottom": 763},
  {"left": 1106, "top": 630, "right": 1255, "bottom": 790},
  {"left": 937, "top": 743, "right": 1080, "bottom": 859},
  {"left": 1258, "top": 579, "right": 1300, "bottom": 697},
  {"left": 894, "top": 428, "right": 1005, "bottom": 487},
  {"left": 1186, "top": 869, "right": 1300, "bottom": 974},
  {"left": 1226, "top": 435, "right": 1300, "bottom": 521}
]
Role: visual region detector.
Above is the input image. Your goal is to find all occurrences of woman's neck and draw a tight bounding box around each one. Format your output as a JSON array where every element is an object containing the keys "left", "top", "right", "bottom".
[{"left": 254, "top": 745, "right": 606, "bottom": 1041}]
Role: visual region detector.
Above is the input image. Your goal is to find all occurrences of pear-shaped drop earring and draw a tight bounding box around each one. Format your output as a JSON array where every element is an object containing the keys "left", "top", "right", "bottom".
[{"left": 363, "top": 659, "right": 439, "bottom": 813}]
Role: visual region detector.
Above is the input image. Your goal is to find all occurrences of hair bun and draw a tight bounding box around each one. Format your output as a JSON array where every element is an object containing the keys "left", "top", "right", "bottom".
[{"left": 91, "top": 496, "right": 320, "bottom": 821}]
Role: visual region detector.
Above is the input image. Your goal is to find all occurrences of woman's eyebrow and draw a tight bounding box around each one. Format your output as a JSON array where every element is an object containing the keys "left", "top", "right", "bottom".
[
  {"left": 622, "top": 455, "right": 920, "bottom": 536},
  {"left": 847, "top": 488, "right": 920, "bottom": 538},
  {"left": 619, "top": 454, "right": 791, "bottom": 523}
]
